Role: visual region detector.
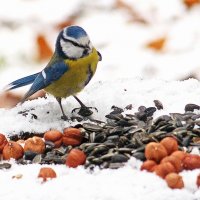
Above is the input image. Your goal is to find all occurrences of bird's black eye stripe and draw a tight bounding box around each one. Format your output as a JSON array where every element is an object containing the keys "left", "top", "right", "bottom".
[
  {"left": 82, "top": 49, "right": 89, "bottom": 57},
  {"left": 61, "top": 35, "right": 85, "bottom": 49}
]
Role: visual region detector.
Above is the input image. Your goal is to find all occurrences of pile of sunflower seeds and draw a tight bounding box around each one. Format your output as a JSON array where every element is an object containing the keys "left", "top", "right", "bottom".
[{"left": 8, "top": 101, "right": 200, "bottom": 169}]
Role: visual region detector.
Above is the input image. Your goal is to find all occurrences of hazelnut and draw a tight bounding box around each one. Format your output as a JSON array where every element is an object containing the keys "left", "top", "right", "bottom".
[
  {"left": 196, "top": 174, "right": 200, "bottom": 187},
  {"left": 63, "top": 128, "right": 83, "bottom": 146},
  {"left": 66, "top": 149, "right": 86, "bottom": 168},
  {"left": 160, "top": 137, "right": 178, "bottom": 155},
  {"left": 24, "top": 136, "right": 45, "bottom": 154},
  {"left": 161, "top": 155, "right": 182, "bottom": 173},
  {"left": 182, "top": 154, "right": 200, "bottom": 170},
  {"left": 44, "top": 130, "right": 63, "bottom": 148},
  {"left": 165, "top": 173, "right": 184, "bottom": 189},
  {"left": 171, "top": 150, "right": 186, "bottom": 161},
  {"left": 140, "top": 160, "right": 157, "bottom": 172},
  {"left": 53, "top": 139, "right": 63, "bottom": 148},
  {"left": 145, "top": 142, "right": 168, "bottom": 163},
  {"left": 38, "top": 167, "right": 57, "bottom": 181},
  {"left": 0, "top": 133, "right": 8, "bottom": 152},
  {"left": 154, "top": 162, "right": 176, "bottom": 178},
  {"left": 3, "top": 141, "right": 24, "bottom": 160}
]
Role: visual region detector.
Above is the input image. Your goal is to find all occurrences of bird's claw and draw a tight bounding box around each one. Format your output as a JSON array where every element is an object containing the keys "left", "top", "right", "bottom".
[
  {"left": 61, "top": 115, "right": 69, "bottom": 121},
  {"left": 71, "top": 106, "right": 98, "bottom": 117}
]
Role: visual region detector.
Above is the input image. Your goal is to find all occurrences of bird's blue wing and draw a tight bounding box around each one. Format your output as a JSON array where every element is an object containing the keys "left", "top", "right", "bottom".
[
  {"left": 5, "top": 73, "right": 39, "bottom": 90},
  {"left": 22, "top": 61, "right": 68, "bottom": 102}
]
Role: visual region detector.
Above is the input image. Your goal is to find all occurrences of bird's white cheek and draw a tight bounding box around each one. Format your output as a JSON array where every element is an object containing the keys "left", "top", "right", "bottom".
[
  {"left": 68, "top": 47, "right": 83, "bottom": 59},
  {"left": 60, "top": 39, "right": 83, "bottom": 59}
]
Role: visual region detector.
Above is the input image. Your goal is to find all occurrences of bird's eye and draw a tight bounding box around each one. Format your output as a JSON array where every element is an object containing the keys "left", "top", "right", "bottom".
[{"left": 83, "top": 49, "right": 88, "bottom": 56}]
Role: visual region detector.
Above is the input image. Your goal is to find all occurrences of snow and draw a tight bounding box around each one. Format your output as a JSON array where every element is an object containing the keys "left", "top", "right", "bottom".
[
  {"left": 0, "top": 78, "right": 200, "bottom": 200},
  {"left": 0, "top": 0, "right": 200, "bottom": 199},
  {"left": 1, "top": 78, "right": 200, "bottom": 134},
  {"left": 0, "top": 158, "right": 199, "bottom": 200}
]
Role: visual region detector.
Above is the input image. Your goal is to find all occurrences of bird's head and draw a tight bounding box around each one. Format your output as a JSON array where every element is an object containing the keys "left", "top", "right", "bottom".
[{"left": 56, "top": 26, "right": 94, "bottom": 60}]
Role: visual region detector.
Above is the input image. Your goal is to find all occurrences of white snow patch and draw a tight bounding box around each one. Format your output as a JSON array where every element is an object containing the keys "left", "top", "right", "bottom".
[
  {"left": 1, "top": 78, "right": 200, "bottom": 135},
  {"left": 0, "top": 158, "right": 199, "bottom": 200}
]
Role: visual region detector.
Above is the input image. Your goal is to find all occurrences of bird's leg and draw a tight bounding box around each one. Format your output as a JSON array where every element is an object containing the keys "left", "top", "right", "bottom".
[
  {"left": 56, "top": 97, "right": 68, "bottom": 120},
  {"left": 71, "top": 95, "right": 98, "bottom": 117}
]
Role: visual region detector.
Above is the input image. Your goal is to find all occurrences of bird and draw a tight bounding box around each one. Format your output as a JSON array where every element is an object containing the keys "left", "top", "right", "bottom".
[{"left": 5, "top": 25, "right": 102, "bottom": 120}]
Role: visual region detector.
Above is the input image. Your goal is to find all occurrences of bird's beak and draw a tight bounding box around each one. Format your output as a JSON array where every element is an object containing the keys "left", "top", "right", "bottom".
[{"left": 97, "top": 51, "right": 102, "bottom": 61}]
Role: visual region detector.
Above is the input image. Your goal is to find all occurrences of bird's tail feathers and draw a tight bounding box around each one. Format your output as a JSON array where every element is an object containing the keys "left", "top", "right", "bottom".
[{"left": 4, "top": 73, "right": 39, "bottom": 91}]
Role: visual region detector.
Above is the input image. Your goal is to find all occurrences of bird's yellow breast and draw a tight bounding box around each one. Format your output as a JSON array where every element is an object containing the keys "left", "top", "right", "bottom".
[{"left": 44, "top": 48, "right": 99, "bottom": 98}]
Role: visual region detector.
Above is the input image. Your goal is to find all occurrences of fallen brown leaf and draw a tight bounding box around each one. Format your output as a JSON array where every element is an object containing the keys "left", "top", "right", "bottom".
[
  {"left": 115, "top": 0, "right": 148, "bottom": 24},
  {"left": 36, "top": 34, "right": 53, "bottom": 61},
  {"left": 183, "top": 0, "right": 200, "bottom": 8},
  {"left": 0, "top": 92, "right": 22, "bottom": 108},
  {"left": 55, "top": 16, "right": 76, "bottom": 30},
  {"left": 146, "top": 37, "right": 166, "bottom": 51},
  {"left": 0, "top": 90, "right": 45, "bottom": 108}
]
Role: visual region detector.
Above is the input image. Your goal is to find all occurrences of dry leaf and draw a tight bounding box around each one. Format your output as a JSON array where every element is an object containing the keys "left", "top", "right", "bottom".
[
  {"left": 115, "top": 0, "right": 147, "bottom": 24},
  {"left": 29, "top": 90, "right": 46, "bottom": 101},
  {"left": 55, "top": 9, "right": 83, "bottom": 30},
  {"left": 0, "top": 92, "right": 22, "bottom": 108},
  {"left": 36, "top": 34, "right": 53, "bottom": 61},
  {"left": 55, "top": 16, "right": 76, "bottom": 30},
  {"left": 0, "top": 90, "right": 45, "bottom": 108},
  {"left": 56, "top": 19, "right": 75, "bottom": 30},
  {"left": 183, "top": 0, "right": 200, "bottom": 8},
  {"left": 146, "top": 37, "right": 166, "bottom": 51}
]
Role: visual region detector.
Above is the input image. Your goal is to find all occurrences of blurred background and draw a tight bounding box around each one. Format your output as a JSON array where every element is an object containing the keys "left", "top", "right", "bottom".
[{"left": 0, "top": 0, "right": 200, "bottom": 107}]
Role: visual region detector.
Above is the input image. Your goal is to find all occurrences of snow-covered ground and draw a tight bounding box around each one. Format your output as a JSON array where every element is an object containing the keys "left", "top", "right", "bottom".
[
  {"left": 0, "top": 158, "right": 199, "bottom": 200},
  {"left": 0, "top": 0, "right": 200, "bottom": 199},
  {"left": 1, "top": 78, "right": 200, "bottom": 134},
  {"left": 0, "top": 78, "right": 200, "bottom": 200}
]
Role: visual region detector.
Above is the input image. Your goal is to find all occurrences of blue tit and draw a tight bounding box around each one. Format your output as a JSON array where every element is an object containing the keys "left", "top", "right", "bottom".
[{"left": 5, "top": 25, "right": 102, "bottom": 120}]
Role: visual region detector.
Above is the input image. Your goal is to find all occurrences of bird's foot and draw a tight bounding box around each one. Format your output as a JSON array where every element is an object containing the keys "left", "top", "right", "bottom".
[
  {"left": 71, "top": 106, "right": 98, "bottom": 117},
  {"left": 61, "top": 114, "right": 69, "bottom": 121}
]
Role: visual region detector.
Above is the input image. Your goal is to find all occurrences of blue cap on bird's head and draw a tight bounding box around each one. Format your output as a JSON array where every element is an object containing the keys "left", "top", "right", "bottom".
[
  {"left": 56, "top": 25, "right": 93, "bottom": 60},
  {"left": 64, "top": 26, "right": 88, "bottom": 39}
]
